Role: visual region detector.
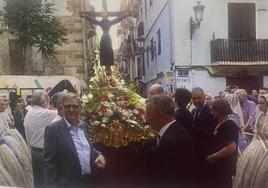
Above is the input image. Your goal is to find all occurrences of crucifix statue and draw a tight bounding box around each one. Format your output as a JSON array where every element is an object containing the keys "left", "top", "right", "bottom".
[{"left": 80, "top": 0, "right": 131, "bottom": 75}]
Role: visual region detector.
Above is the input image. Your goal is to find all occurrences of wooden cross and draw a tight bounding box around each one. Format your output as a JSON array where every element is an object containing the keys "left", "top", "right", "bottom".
[
  {"left": 80, "top": 0, "right": 128, "bottom": 18},
  {"left": 79, "top": 0, "right": 131, "bottom": 73},
  {"left": 102, "top": 0, "right": 107, "bottom": 12}
]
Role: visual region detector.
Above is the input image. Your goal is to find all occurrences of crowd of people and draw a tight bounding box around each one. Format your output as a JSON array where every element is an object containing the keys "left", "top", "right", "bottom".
[
  {"left": 146, "top": 84, "right": 268, "bottom": 188},
  {"left": 0, "top": 85, "right": 267, "bottom": 188}
]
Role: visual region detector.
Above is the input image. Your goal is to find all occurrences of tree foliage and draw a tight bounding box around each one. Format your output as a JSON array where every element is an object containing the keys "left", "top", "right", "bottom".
[{"left": 1, "top": 0, "right": 67, "bottom": 58}]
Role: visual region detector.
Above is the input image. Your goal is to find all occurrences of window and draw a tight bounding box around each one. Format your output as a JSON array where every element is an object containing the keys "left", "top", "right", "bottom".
[
  {"left": 142, "top": 53, "right": 145, "bottom": 76},
  {"left": 157, "top": 28, "right": 161, "bottom": 55},
  {"left": 150, "top": 38, "right": 154, "bottom": 60},
  {"left": 146, "top": 48, "right": 149, "bottom": 66}
]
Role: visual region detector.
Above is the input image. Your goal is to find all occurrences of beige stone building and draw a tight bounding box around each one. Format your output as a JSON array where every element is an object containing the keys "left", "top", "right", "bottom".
[{"left": 0, "top": 0, "right": 96, "bottom": 79}]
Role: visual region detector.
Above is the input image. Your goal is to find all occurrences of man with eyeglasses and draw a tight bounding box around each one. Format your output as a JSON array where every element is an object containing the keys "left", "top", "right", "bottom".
[{"left": 43, "top": 93, "right": 106, "bottom": 188}]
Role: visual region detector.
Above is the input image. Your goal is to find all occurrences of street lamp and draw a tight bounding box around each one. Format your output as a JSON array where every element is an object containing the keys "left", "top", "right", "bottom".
[{"left": 190, "top": 1, "right": 205, "bottom": 40}]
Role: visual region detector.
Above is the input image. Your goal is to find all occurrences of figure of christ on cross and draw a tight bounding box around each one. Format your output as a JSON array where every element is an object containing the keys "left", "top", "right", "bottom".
[{"left": 80, "top": 0, "right": 131, "bottom": 75}]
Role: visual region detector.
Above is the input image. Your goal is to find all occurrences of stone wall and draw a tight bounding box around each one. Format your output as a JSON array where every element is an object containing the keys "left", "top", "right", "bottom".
[{"left": 0, "top": 31, "right": 11, "bottom": 74}]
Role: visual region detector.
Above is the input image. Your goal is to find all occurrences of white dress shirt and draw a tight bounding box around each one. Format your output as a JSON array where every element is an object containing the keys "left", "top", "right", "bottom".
[
  {"left": 24, "top": 105, "right": 57, "bottom": 148},
  {"left": 158, "top": 120, "right": 176, "bottom": 144},
  {"left": 25, "top": 105, "right": 33, "bottom": 112},
  {"left": 64, "top": 118, "right": 92, "bottom": 175}
]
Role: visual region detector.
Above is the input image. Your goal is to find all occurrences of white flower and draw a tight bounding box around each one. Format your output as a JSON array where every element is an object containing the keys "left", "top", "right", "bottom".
[
  {"left": 81, "top": 95, "right": 88, "bottom": 103},
  {"left": 126, "top": 120, "right": 138, "bottom": 125},
  {"left": 107, "top": 109, "right": 114, "bottom": 117},
  {"left": 100, "top": 124, "right": 106, "bottom": 128},
  {"left": 90, "top": 77, "right": 95, "bottom": 82},
  {"left": 103, "top": 102, "right": 111, "bottom": 107},
  {"left": 120, "top": 79, "right": 126, "bottom": 85},
  {"left": 87, "top": 93, "right": 93, "bottom": 99},
  {"left": 128, "top": 110, "right": 133, "bottom": 117},
  {"left": 108, "top": 93, "right": 114, "bottom": 99},
  {"left": 91, "top": 121, "right": 100, "bottom": 126},
  {"left": 133, "top": 109, "right": 139, "bottom": 114},
  {"left": 102, "top": 118, "right": 109, "bottom": 123}
]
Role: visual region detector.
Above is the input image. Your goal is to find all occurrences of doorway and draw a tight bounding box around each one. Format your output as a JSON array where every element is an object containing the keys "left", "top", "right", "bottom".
[{"left": 226, "top": 76, "right": 263, "bottom": 93}]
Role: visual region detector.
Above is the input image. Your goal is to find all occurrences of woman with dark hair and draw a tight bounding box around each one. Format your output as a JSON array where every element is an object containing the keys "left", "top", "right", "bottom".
[
  {"left": 205, "top": 98, "right": 239, "bottom": 188},
  {"left": 12, "top": 99, "right": 27, "bottom": 141}
]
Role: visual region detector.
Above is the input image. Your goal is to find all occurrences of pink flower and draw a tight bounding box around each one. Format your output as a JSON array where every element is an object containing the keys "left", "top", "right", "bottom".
[
  {"left": 138, "top": 110, "right": 146, "bottom": 122},
  {"left": 121, "top": 108, "right": 129, "bottom": 116},
  {"left": 100, "top": 95, "right": 108, "bottom": 101},
  {"left": 101, "top": 107, "right": 108, "bottom": 115}
]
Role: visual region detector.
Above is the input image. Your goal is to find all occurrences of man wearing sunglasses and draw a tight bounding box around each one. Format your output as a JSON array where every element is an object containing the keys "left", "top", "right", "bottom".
[{"left": 43, "top": 93, "right": 106, "bottom": 188}]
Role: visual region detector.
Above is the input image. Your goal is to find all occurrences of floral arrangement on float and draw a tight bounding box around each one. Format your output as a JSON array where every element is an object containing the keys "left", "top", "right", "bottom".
[{"left": 82, "top": 54, "right": 157, "bottom": 148}]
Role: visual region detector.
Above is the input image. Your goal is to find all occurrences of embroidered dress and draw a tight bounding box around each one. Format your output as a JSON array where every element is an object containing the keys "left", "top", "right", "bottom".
[{"left": 233, "top": 112, "right": 268, "bottom": 188}]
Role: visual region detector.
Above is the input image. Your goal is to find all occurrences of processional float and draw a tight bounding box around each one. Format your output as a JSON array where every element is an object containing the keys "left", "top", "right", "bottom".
[{"left": 80, "top": 0, "right": 157, "bottom": 149}]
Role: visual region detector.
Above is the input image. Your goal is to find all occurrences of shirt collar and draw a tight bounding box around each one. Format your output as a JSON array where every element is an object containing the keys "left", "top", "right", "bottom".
[
  {"left": 64, "top": 117, "right": 83, "bottom": 129},
  {"left": 159, "top": 120, "right": 176, "bottom": 138},
  {"left": 33, "top": 105, "right": 45, "bottom": 110}
]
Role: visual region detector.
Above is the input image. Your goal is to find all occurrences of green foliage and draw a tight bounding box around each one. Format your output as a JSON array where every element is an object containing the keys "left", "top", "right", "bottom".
[{"left": 1, "top": 0, "right": 67, "bottom": 58}]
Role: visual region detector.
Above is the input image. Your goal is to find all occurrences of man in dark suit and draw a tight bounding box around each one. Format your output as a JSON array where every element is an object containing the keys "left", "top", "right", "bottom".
[
  {"left": 145, "top": 95, "right": 195, "bottom": 187},
  {"left": 43, "top": 93, "right": 106, "bottom": 188},
  {"left": 174, "top": 88, "right": 193, "bottom": 135},
  {"left": 191, "top": 87, "right": 217, "bottom": 183}
]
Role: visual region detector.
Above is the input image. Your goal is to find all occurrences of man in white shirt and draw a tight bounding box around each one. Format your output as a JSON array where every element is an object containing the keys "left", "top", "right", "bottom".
[{"left": 24, "top": 90, "right": 57, "bottom": 188}]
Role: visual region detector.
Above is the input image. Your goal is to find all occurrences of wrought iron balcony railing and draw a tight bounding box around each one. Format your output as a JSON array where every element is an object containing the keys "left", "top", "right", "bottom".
[{"left": 211, "top": 39, "right": 268, "bottom": 63}]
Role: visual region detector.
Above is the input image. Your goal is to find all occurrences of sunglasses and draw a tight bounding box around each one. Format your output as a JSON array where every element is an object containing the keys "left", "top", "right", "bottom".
[{"left": 63, "top": 104, "right": 80, "bottom": 110}]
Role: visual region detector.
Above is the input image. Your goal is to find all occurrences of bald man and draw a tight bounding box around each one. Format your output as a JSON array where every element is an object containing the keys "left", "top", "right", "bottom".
[
  {"left": 235, "top": 89, "right": 256, "bottom": 132},
  {"left": 148, "top": 84, "right": 164, "bottom": 97}
]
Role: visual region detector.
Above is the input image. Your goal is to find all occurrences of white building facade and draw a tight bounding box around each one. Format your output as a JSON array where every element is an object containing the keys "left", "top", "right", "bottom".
[{"left": 121, "top": 0, "right": 268, "bottom": 97}]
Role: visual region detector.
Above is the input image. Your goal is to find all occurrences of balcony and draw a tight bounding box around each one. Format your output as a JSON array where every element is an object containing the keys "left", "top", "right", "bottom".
[{"left": 211, "top": 39, "right": 268, "bottom": 64}]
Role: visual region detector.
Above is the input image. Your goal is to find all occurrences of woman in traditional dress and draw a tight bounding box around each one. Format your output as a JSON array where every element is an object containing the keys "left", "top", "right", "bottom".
[
  {"left": 0, "top": 143, "right": 28, "bottom": 187},
  {"left": 225, "top": 94, "right": 248, "bottom": 154},
  {"left": 233, "top": 97, "right": 268, "bottom": 188},
  {"left": 0, "top": 162, "right": 16, "bottom": 186},
  {"left": 205, "top": 98, "right": 239, "bottom": 188},
  {"left": 2, "top": 135, "right": 33, "bottom": 188}
]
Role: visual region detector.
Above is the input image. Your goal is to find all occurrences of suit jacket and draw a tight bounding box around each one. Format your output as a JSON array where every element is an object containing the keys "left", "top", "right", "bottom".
[
  {"left": 175, "top": 108, "right": 193, "bottom": 135},
  {"left": 192, "top": 104, "right": 217, "bottom": 158},
  {"left": 43, "top": 119, "right": 100, "bottom": 188},
  {"left": 145, "top": 122, "right": 195, "bottom": 187}
]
